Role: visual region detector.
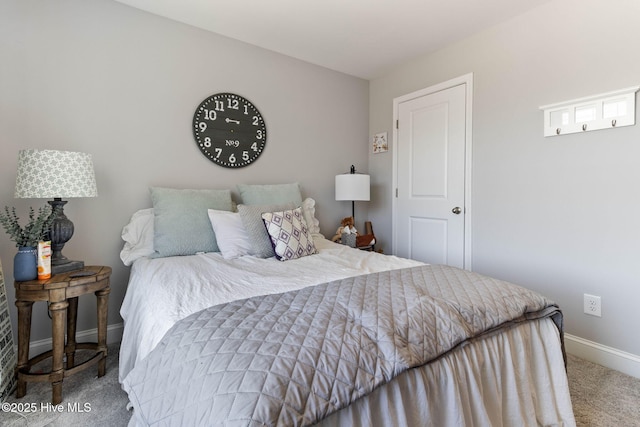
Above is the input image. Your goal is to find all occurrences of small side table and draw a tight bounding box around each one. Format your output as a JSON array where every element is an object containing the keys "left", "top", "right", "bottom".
[
  {"left": 14, "top": 265, "right": 111, "bottom": 405},
  {"left": 359, "top": 221, "right": 376, "bottom": 252}
]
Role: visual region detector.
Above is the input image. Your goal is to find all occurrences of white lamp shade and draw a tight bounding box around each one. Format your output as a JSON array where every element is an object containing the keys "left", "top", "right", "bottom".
[
  {"left": 335, "top": 173, "right": 370, "bottom": 201},
  {"left": 14, "top": 149, "right": 98, "bottom": 199}
]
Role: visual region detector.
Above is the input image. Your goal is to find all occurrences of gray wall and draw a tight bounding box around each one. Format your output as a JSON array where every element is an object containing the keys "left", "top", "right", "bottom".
[
  {"left": 0, "top": 0, "right": 368, "bottom": 343},
  {"left": 369, "top": 0, "right": 640, "bottom": 356},
  {"left": 4, "top": 0, "right": 638, "bottom": 363}
]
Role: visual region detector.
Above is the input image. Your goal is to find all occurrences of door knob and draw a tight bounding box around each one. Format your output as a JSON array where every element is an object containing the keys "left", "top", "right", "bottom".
[{"left": 452, "top": 207, "right": 462, "bottom": 215}]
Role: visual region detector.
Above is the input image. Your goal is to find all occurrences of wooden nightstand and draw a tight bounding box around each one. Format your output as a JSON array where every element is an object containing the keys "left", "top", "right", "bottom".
[{"left": 14, "top": 265, "right": 111, "bottom": 404}]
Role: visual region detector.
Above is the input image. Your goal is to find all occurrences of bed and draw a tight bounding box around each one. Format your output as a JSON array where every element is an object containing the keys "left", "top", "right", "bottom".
[{"left": 118, "top": 185, "right": 576, "bottom": 426}]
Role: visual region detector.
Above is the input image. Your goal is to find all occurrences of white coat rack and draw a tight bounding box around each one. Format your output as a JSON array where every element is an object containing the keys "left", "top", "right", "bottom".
[{"left": 540, "top": 86, "right": 639, "bottom": 137}]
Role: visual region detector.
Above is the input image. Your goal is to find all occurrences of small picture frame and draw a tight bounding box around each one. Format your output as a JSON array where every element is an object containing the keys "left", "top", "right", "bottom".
[{"left": 373, "top": 132, "right": 388, "bottom": 154}]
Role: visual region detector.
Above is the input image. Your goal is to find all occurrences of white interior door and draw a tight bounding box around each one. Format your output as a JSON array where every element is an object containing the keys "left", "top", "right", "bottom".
[{"left": 393, "top": 80, "right": 470, "bottom": 268}]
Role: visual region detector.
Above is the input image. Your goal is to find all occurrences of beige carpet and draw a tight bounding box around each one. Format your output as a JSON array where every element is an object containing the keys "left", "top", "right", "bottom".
[
  {"left": 567, "top": 353, "right": 640, "bottom": 426},
  {"left": 2, "top": 345, "right": 132, "bottom": 427},
  {"left": 2, "top": 346, "right": 639, "bottom": 426}
]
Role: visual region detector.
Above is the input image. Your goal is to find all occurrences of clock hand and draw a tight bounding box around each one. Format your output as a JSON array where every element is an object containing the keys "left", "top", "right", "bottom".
[{"left": 225, "top": 118, "right": 240, "bottom": 124}]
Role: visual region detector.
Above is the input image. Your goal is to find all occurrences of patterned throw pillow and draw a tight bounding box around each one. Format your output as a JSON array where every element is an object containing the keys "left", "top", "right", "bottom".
[{"left": 261, "top": 208, "right": 317, "bottom": 261}]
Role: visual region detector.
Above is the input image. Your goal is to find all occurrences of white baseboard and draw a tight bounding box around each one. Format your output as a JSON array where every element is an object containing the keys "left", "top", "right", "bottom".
[
  {"left": 565, "top": 333, "right": 640, "bottom": 379},
  {"left": 25, "top": 322, "right": 124, "bottom": 356}
]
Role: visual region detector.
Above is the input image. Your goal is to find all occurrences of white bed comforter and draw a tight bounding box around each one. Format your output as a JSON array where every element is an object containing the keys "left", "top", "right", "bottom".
[{"left": 119, "top": 236, "right": 422, "bottom": 382}]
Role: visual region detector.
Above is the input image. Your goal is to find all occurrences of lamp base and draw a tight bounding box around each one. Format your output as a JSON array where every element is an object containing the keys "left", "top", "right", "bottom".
[{"left": 51, "top": 260, "right": 84, "bottom": 275}]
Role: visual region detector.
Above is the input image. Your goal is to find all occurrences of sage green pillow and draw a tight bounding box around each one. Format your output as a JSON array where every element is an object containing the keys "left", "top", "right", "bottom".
[
  {"left": 237, "top": 183, "right": 302, "bottom": 206},
  {"left": 150, "top": 187, "right": 233, "bottom": 257}
]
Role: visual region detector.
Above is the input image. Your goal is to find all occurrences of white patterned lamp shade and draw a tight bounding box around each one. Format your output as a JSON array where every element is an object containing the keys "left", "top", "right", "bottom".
[
  {"left": 13, "top": 149, "right": 97, "bottom": 274},
  {"left": 14, "top": 149, "right": 97, "bottom": 199}
]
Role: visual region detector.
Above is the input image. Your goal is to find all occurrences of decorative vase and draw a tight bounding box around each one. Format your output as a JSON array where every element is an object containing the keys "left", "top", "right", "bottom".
[{"left": 14, "top": 246, "right": 37, "bottom": 281}]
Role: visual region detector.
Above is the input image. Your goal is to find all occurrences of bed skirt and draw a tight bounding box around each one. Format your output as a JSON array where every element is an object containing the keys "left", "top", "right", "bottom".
[
  {"left": 317, "top": 317, "right": 575, "bottom": 426},
  {"left": 128, "top": 317, "right": 574, "bottom": 426}
]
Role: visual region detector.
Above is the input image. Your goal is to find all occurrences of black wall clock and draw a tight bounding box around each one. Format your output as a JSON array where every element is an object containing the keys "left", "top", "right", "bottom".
[{"left": 192, "top": 93, "right": 267, "bottom": 168}]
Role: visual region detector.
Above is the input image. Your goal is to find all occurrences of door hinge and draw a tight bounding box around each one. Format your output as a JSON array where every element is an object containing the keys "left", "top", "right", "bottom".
[
  {"left": 396, "top": 119, "right": 399, "bottom": 129},
  {"left": 395, "top": 188, "right": 398, "bottom": 197}
]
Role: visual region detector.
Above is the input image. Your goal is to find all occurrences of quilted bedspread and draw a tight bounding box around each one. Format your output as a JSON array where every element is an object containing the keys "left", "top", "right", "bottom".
[{"left": 123, "top": 265, "right": 562, "bottom": 427}]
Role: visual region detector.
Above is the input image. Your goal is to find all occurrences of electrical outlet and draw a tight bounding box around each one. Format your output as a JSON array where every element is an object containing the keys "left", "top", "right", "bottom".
[{"left": 583, "top": 294, "right": 601, "bottom": 317}]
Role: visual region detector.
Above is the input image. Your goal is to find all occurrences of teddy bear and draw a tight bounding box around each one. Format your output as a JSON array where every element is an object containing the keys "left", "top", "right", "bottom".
[
  {"left": 331, "top": 216, "right": 358, "bottom": 242},
  {"left": 331, "top": 217, "right": 377, "bottom": 248}
]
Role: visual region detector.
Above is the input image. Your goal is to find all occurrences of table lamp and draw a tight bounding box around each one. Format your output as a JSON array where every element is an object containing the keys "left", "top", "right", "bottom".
[
  {"left": 335, "top": 165, "right": 370, "bottom": 222},
  {"left": 14, "top": 149, "right": 98, "bottom": 274}
]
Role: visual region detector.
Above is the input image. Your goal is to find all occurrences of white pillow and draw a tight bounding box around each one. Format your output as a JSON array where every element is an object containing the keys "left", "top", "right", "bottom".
[
  {"left": 301, "top": 197, "right": 321, "bottom": 235},
  {"left": 207, "top": 209, "right": 252, "bottom": 259},
  {"left": 120, "top": 208, "right": 155, "bottom": 266}
]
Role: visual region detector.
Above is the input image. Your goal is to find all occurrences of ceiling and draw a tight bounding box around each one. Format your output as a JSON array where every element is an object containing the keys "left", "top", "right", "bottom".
[{"left": 113, "top": 0, "right": 552, "bottom": 79}]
